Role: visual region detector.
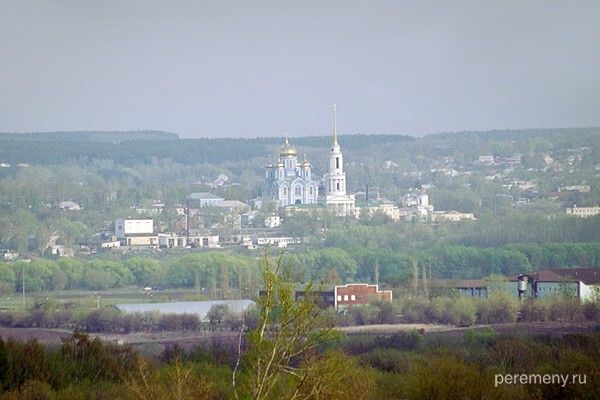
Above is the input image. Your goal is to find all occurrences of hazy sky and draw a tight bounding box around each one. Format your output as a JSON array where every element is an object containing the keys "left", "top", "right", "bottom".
[{"left": 1, "top": 1, "right": 599, "bottom": 138}]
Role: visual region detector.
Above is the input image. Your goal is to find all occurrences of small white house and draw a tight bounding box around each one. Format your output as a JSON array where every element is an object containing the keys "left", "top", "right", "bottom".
[
  {"left": 56, "top": 201, "right": 81, "bottom": 211},
  {"left": 264, "top": 214, "right": 281, "bottom": 228}
]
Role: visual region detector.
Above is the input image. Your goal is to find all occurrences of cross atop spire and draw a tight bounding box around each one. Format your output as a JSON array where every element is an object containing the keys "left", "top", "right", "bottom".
[{"left": 333, "top": 104, "right": 338, "bottom": 146}]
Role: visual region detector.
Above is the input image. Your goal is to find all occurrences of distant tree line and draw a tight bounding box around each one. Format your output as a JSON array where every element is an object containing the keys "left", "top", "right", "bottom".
[
  {"left": 0, "top": 253, "right": 259, "bottom": 295},
  {"left": 1, "top": 238, "right": 600, "bottom": 297}
]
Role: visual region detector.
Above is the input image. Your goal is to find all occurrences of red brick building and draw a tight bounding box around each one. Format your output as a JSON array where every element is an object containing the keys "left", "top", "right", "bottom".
[
  {"left": 334, "top": 284, "right": 392, "bottom": 311},
  {"left": 290, "top": 283, "right": 393, "bottom": 311}
]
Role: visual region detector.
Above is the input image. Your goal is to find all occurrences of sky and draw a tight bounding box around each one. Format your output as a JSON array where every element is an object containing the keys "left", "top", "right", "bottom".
[{"left": 1, "top": 0, "right": 600, "bottom": 139}]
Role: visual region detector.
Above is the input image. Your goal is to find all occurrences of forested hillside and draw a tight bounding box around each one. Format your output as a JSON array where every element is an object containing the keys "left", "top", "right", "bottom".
[{"left": 0, "top": 128, "right": 599, "bottom": 289}]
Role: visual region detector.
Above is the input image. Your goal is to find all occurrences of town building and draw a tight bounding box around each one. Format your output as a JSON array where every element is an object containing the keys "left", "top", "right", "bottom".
[
  {"left": 399, "top": 191, "right": 434, "bottom": 220},
  {"left": 241, "top": 210, "right": 261, "bottom": 227},
  {"left": 264, "top": 214, "right": 281, "bottom": 228},
  {"left": 158, "top": 231, "right": 219, "bottom": 249},
  {"left": 55, "top": 201, "right": 81, "bottom": 211},
  {"left": 503, "top": 268, "right": 600, "bottom": 302},
  {"left": 355, "top": 202, "right": 401, "bottom": 221},
  {"left": 116, "top": 299, "right": 255, "bottom": 321},
  {"left": 334, "top": 284, "right": 393, "bottom": 311},
  {"left": 292, "top": 283, "right": 393, "bottom": 312},
  {"left": 440, "top": 268, "right": 600, "bottom": 303},
  {"left": 432, "top": 211, "right": 476, "bottom": 222},
  {"left": 114, "top": 218, "right": 158, "bottom": 247},
  {"left": 187, "top": 192, "right": 225, "bottom": 208},
  {"left": 566, "top": 206, "right": 600, "bottom": 218}
]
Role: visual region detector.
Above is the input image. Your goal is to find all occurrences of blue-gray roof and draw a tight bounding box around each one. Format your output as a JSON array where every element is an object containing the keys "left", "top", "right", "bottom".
[
  {"left": 116, "top": 299, "right": 255, "bottom": 321},
  {"left": 188, "top": 192, "right": 224, "bottom": 199}
]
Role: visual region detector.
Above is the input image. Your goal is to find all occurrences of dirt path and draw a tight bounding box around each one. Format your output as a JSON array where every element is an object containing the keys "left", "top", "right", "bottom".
[{"left": 2, "top": 321, "right": 598, "bottom": 345}]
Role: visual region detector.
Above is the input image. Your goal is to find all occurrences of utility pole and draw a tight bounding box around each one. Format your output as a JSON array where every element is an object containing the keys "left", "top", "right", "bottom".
[{"left": 22, "top": 265, "right": 25, "bottom": 308}]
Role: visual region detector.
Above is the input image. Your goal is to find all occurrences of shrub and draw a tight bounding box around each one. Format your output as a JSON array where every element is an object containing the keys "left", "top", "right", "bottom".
[
  {"left": 489, "top": 336, "right": 536, "bottom": 372},
  {"left": 450, "top": 296, "right": 477, "bottom": 326},
  {"left": 368, "top": 330, "right": 425, "bottom": 352},
  {"left": 464, "top": 326, "right": 496, "bottom": 347},
  {"left": 428, "top": 296, "right": 454, "bottom": 324},
  {"left": 477, "top": 293, "right": 519, "bottom": 324},
  {"left": 582, "top": 301, "right": 600, "bottom": 320},
  {"left": 372, "top": 300, "right": 398, "bottom": 324},
  {"left": 547, "top": 297, "right": 585, "bottom": 322},
  {"left": 519, "top": 299, "right": 549, "bottom": 322},
  {"left": 401, "top": 352, "right": 514, "bottom": 400},
  {"left": 359, "top": 348, "right": 412, "bottom": 373},
  {"left": 399, "top": 296, "right": 430, "bottom": 323},
  {"left": 348, "top": 305, "right": 374, "bottom": 326}
]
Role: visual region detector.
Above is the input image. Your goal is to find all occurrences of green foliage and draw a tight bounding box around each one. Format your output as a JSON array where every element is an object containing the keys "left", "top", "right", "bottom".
[
  {"left": 1, "top": 129, "right": 600, "bottom": 291},
  {"left": 206, "top": 304, "right": 230, "bottom": 327},
  {"left": 464, "top": 326, "right": 497, "bottom": 347},
  {"left": 477, "top": 292, "right": 520, "bottom": 324},
  {"left": 450, "top": 296, "right": 477, "bottom": 326},
  {"left": 125, "top": 258, "right": 164, "bottom": 286},
  {"left": 398, "top": 352, "right": 512, "bottom": 400},
  {"left": 0, "top": 314, "right": 599, "bottom": 399},
  {"left": 59, "top": 332, "right": 138, "bottom": 384},
  {"left": 244, "top": 254, "right": 340, "bottom": 400},
  {"left": 166, "top": 252, "right": 252, "bottom": 292},
  {"left": 0, "top": 338, "right": 50, "bottom": 392},
  {"left": 0, "top": 263, "right": 16, "bottom": 295}
]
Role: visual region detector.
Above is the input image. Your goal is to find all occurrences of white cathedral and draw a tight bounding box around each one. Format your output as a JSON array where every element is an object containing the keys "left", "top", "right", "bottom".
[{"left": 262, "top": 106, "right": 355, "bottom": 216}]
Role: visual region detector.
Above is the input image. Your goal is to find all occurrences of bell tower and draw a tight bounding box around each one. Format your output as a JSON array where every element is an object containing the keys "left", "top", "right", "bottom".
[
  {"left": 322, "top": 105, "right": 355, "bottom": 216},
  {"left": 326, "top": 104, "right": 346, "bottom": 196}
]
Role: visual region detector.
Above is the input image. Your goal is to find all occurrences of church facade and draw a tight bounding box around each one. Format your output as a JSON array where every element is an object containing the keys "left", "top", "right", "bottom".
[
  {"left": 263, "top": 106, "right": 355, "bottom": 216},
  {"left": 262, "top": 137, "right": 319, "bottom": 207}
]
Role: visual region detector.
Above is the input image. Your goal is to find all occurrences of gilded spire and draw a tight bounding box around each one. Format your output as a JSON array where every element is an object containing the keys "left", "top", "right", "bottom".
[{"left": 333, "top": 104, "right": 338, "bottom": 146}]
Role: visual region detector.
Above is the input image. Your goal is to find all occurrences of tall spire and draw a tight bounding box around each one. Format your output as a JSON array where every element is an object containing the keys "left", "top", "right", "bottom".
[{"left": 333, "top": 104, "right": 338, "bottom": 146}]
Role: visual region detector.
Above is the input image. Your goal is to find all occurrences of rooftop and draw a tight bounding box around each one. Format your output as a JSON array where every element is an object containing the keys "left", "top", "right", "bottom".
[{"left": 116, "top": 299, "right": 255, "bottom": 321}]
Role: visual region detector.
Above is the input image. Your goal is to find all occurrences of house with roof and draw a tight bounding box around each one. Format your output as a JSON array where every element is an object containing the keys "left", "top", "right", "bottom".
[
  {"left": 566, "top": 206, "right": 600, "bottom": 218},
  {"left": 115, "top": 218, "right": 158, "bottom": 247},
  {"left": 187, "top": 192, "right": 225, "bottom": 208},
  {"left": 505, "top": 268, "right": 600, "bottom": 302},
  {"left": 56, "top": 201, "right": 81, "bottom": 211},
  {"left": 290, "top": 283, "right": 393, "bottom": 312},
  {"left": 355, "top": 202, "right": 401, "bottom": 221},
  {"left": 436, "top": 268, "right": 600, "bottom": 303},
  {"left": 427, "top": 279, "right": 488, "bottom": 298},
  {"left": 432, "top": 210, "right": 476, "bottom": 222},
  {"left": 116, "top": 299, "right": 255, "bottom": 321}
]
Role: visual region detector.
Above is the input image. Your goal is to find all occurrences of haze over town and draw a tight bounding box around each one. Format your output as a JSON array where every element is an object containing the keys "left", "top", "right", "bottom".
[{"left": 2, "top": 0, "right": 600, "bottom": 138}]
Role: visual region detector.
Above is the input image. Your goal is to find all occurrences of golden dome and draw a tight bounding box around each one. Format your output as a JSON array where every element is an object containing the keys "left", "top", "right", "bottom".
[{"left": 278, "top": 137, "right": 297, "bottom": 158}]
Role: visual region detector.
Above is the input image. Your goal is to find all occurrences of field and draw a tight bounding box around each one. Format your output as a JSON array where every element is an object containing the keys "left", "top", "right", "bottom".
[
  {"left": 2, "top": 321, "right": 598, "bottom": 347},
  {"left": 1, "top": 286, "right": 206, "bottom": 310}
]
